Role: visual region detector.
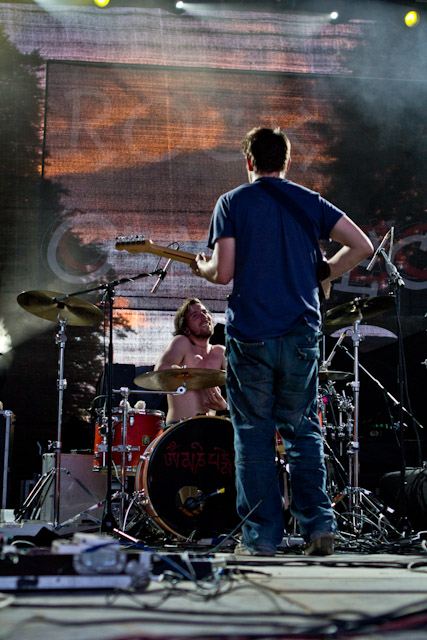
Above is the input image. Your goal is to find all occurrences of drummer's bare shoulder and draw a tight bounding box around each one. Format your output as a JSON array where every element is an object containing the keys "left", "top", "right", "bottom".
[
  {"left": 210, "top": 343, "right": 226, "bottom": 368},
  {"left": 154, "top": 335, "right": 190, "bottom": 371}
]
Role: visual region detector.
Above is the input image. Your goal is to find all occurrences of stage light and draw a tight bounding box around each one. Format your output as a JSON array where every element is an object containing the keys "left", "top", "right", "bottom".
[
  {"left": 93, "top": 0, "right": 110, "bottom": 7},
  {"left": 404, "top": 10, "right": 420, "bottom": 28},
  {"left": 330, "top": 11, "right": 339, "bottom": 21},
  {"left": 176, "top": 0, "right": 184, "bottom": 8}
]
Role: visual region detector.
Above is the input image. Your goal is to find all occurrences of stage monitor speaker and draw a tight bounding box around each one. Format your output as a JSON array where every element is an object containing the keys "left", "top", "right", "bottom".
[
  {"left": 40, "top": 454, "right": 107, "bottom": 526},
  {"left": 379, "top": 466, "right": 427, "bottom": 531}
]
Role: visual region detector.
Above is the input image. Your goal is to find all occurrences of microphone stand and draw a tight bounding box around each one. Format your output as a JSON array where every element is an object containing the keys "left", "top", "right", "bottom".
[
  {"left": 53, "top": 268, "right": 164, "bottom": 533},
  {"left": 379, "top": 248, "right": 410, "bottom": 535},
  {"left": 337, "top": 345, "right": 423, "bottom": 433}
]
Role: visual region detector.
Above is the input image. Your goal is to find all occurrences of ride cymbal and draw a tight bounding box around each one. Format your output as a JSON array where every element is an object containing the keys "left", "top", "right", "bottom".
[
  {"left": 17, "top": 290, "right": 104, "bottom": 326},
  {"left": 134, "top": 368, "right": 226, "bottom": 391},
  {"left": 325, "top": 295, "right": 395, "bottom": 327}
]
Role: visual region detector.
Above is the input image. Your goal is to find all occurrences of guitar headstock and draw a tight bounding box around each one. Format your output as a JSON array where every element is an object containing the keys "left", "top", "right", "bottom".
[{"left": 115, "top": 235, "right": 153, "bottom": 253}]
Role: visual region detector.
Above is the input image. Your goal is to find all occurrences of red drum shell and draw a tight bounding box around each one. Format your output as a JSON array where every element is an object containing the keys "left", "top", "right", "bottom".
[{"left": 93, "top": 408, "right": 164, "bottom": 475}]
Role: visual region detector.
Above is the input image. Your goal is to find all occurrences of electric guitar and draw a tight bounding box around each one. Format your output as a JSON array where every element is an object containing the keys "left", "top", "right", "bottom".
[
  {"left": 115, "top": 234, "right": 329, "bottom": 298},
  {"left": 115, "top": 235, "right": 196, "bottom": 264}
]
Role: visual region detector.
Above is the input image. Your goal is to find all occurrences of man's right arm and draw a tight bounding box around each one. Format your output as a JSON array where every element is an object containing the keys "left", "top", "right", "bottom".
[
  {"left": 154, "top": 336, "right": 188, "bottom": 371},
  {"left": 325, "top": 215, "right": 374, "bottom": 283},
  {"left": 193, "top": 237, "right": 235, "bottom": 285}
]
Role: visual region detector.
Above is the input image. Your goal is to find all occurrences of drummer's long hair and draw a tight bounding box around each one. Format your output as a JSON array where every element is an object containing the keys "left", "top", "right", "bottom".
[{"left": 173, "top": 298, "right": 212, "bottom": 336}]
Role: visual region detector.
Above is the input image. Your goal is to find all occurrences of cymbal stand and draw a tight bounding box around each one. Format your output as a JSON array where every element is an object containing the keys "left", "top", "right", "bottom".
[
  {"left": 111, "top": 385, "right": 186, "bottom": 530},
  {"left": 321, "top": 315, "right": 364, "bottom": 525},
  {"left": 333, "top": 314, "right": 400, "bottom": 536},
  {"left": 53, "top": 316, "right": 67, "bottom": 526},
  {"left": 323, "top": 312, "right": 381, "bottom": 532},
  {"left": 347, "top": 313, "right": 362, "bottom": 518},
  {"left": 119, "top": 388, "right": 130, "bottom": 534},
  {"left": 52, "top": 270, "right": 164, "bottom": 533},
  {"left": 15, "top": 316, "right": 68, "bottom": 525}
]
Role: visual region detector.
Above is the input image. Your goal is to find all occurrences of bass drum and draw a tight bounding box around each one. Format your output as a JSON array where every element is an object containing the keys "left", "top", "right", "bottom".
[{"left": 135, "top": 415, "right": 239, "bottom": 539}]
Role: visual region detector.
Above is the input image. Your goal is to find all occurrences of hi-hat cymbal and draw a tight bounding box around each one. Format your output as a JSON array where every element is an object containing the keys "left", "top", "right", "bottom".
[
  {"left": 319, "top": 369, "right": 353, "bottom": 382},
  {"left": 325, "top": 295, "right": 395, "bottom": 327},
  {"left": 134, "top": 368, "right": 226, "bottom": 391},
  {"left": 17, "top": 290, "right": 104, "bottom": 326}
]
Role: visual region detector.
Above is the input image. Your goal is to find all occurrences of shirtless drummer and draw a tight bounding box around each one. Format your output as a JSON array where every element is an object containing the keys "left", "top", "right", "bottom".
[{"left": 154, "top": 298, "right": 227, "bottom": 425}]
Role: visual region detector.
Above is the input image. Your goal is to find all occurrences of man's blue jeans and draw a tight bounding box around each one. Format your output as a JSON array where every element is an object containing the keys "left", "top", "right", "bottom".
[{"left": 226, "top": 325, "right": 336, "bottom": 554}]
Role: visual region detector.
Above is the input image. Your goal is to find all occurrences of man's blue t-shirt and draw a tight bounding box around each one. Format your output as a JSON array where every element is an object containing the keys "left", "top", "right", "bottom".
[{"left": 208, "top": 177, "right": 344, "bottom": 341}]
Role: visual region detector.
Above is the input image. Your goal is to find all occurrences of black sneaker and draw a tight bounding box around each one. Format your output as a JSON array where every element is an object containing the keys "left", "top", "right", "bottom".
[
  {"left": 234, "top": 543, "right": 276, "bottom": 557},
  {"left": 305, "top": 534, "right": 334, "bottom": 556}
]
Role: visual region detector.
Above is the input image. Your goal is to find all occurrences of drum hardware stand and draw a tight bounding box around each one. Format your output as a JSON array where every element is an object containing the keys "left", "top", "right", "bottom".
[
  {"left": 337, "top": 289, "right": 423, "bottom": 535},
  {"left": 336, "top": 324, "right": 419, "bottom": 537},
  {"left": 110, "top": 385, "right": 186, "bottom": 531},
  {"left": 336, "top": 314, "right": 395, "bottom": 533},
  {"left": 322, "top": 313, "right": 397, "bottom": 535},
  {"left": 347, "top": 314, "right": 362, "bottom": 518},
  {"left": 15, "top": 316, "right": 68, "bottom": 525},
  {"left": 34, "top": 269, "right": 166, "bottom": 534},
  {"left": 319, "top": 383, "right": 353, "bottom": 503}
]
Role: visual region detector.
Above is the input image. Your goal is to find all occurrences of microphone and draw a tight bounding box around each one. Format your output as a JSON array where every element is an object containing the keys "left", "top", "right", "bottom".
[
  {"left": 177, "top": 486, "right": 225, "bottom": 516},
  {"left": 321, "top": 330, "right": 348, "bottom": 369},
  {"left": 388, "top": 226, "right": 394, "bottom": 260},
  {"left": 176, "top": 486, "right": 205, "bottom": 516},
  {"left": 183, "top": 494, "right": 206, "bottom": 513},
  {"left": 366, "top": 229, "right": 392, "bottom": 272},
  {"left": 151, "top": 258, "right": 172, "bottom": 294}
]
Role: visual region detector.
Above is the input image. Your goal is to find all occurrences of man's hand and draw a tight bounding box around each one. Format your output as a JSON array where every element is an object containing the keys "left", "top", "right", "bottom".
[
  {"left": 320, "top": 277, "right": 331, "bottom": 300},
  {"left": 190, "top": 252, "right": 210, "bottom": 278},
  {"left": 189, "top": 238, "right": 235, "bottom": 285},
  {"left": 202, "top": 386, "right": 227, "bottom": 411}
]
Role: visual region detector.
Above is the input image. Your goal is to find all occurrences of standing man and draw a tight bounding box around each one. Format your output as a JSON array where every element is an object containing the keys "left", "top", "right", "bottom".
[
  {"left": 192, "top": 127, "right": 373, "bottom": 556},
  {"left": 154, "top": 298, "right": 227, "bottom": 425}
]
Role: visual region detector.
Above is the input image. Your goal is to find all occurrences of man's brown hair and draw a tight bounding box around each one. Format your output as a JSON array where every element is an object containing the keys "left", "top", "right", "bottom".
[{"left": 242, "top": 127, "right": 290, "bottom": 174}]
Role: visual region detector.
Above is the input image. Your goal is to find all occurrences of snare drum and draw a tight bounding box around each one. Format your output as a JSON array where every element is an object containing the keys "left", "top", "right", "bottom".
[
  {"left": 134, "top": 415, "right": 238, "bottom": 539},
  {"left": 93, "top": 407, "right": 164, "bottom": 475}
]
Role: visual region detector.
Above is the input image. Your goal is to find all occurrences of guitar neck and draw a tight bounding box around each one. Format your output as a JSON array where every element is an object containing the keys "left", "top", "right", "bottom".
[
  {"left": 115, "top": 237, "right": 196, "bottom": 264},
  {"left": 142, "top": 245, "right": 196, "bottom": 264}
]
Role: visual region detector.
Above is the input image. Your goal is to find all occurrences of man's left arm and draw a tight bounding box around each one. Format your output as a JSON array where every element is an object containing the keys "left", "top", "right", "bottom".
[{"left": 191, "top": 237, "right": 235, "bottom": 285}]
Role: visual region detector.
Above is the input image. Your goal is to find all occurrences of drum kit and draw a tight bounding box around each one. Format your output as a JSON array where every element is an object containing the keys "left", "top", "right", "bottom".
[
  {"left": 14, "top": 286, "right": 234, "bottom": 538},
  {"left": 14, "top": 282, "right": 407, "bottom": 540}
]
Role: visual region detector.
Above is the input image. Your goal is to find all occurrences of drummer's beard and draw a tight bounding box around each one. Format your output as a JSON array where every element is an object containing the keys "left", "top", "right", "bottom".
[{"left": 192, "top": 326, "right": 214, "bottom": 339}]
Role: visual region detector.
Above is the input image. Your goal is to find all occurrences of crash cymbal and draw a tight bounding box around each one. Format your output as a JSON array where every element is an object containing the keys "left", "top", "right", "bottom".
[
  {"left": 325, "top": 295, "right": 395, "bottom": 327},
  {"left": 134, "top": 368, "right": 226, "bottom": 391},
  {"left": 319, "top": 369, "right": 353, "bottom": 382},
  {"left": 17, "top": 290, "right": 104, "bottom": 326}
]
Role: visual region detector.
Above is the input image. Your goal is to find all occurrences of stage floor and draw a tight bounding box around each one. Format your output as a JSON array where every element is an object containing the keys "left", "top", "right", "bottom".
[{"left": 1, "top": 527, "right": 427, "bottom": 640}]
